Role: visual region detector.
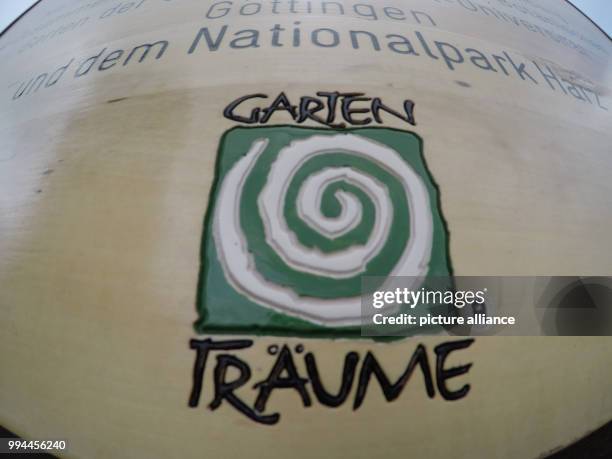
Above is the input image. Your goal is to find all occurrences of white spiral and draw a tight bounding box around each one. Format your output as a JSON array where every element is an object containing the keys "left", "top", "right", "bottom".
[{"left": 213, "top": 133, "right": 434, "bottom": 326}]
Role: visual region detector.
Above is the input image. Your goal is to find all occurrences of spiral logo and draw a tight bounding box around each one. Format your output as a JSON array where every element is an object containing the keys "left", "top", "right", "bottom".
[{"left": 208, "top": 129, "right": 440, "bottom": 327}]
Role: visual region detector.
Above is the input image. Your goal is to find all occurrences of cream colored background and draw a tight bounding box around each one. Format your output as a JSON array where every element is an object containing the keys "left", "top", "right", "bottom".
[{"left": 1, "top": 1, "right": 611, "bottom": 458}]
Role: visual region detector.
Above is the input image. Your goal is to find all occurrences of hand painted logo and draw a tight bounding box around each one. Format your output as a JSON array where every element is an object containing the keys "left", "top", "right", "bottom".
[{"left": 195, "top": 126, "right": 450, "bottom": 336}]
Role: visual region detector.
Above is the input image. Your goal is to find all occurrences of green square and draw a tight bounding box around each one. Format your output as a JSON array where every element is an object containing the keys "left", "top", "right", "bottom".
[{"left": 195, "top": 126, "right": 451, "bottom": 337}]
